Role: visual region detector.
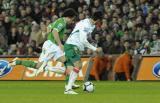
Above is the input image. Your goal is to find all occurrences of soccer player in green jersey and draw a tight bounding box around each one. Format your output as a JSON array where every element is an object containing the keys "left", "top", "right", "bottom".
[
  {"left": 35, "top": 8, "right": 77, "bottom": 76},
  {"left": 10, "top": 8, "right": 77, "bottom": 76}
]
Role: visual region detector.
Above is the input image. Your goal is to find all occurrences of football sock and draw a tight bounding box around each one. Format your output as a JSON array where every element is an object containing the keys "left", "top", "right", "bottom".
[
  {"left": 63, "top": 61, "right": 69, "bottom": 83},
  {"left": 66, "top": 67, "right": 79, "bottom": 90},
  {"left": 16, "top": 60, "right": 37, "bottom": 68},
  {"left": 65, "top": 74, "right": 69, "bottom": 84}
]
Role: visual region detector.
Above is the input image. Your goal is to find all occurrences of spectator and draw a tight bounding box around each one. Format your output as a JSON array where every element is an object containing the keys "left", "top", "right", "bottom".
[
  {"left": 150, "top": 34, "right": 160, "bottom": 54},
  {"left": 26, "top": 46, "right": 37, "bottom": 56},
  {"left": 140, "top": 35, "right": 151, "bottom": 54},
  {"left": 78, "top": 13, "right": 85, "bottom": 20},
  {"left": 101, "top": 34, "right": 113, "bottom": 54},
  {"left": 121, "top": 29, "right": 133, "bottom": 41},
  {"left": 113, "top": 49, "right": 134, "bottom": 81},
  {"left": 16, "top": 42, "right": 26, "bottom": 55},
  {"left": 150, "top": 23, "right": 160, "bottom": 37},
  {"left": 8, "top": 26, "right": 18, "bottom": 45},
  {"left": 3, "top": 16, "right": 11, "bottom": 38},
  {"left": 26, "top": 6, "right": 33, "bottom": 18},
  {"left": 69, "top": 0, "right": 87, "bottom": 12},
  {"left": 19, "top": 9, "right": 27, "bottom": 21},
  {"left": 33, "top": 7, "right": 42, "bottom": 24},
  {"left": 134, "top": 40, "right": 143, "bottom": 55},
  {"left": 21, "top": 25, "right": 30, "bottom": 45},
  {"left": 0, "top": 20, "right": 6, "bottom": 36},
  {"left": 89, "top": 54, "right": 112, "bottom": 81},
  {"left": 135, "top": 24, "right": 147, "bottom": 41},
  {"left": 1, "top": 0, "right": 10, "bottom": 10},
  {"left": 0, "top": 34, "right": 7, "bottom": 53},
  {"left": 17, "top": 26, "right": 24, "bottom": 42},
  {"left": 30, "top": 21, "right": 41, "bottom": 43},
  {"left": 36, "top": 21, "right": 48, "bottom": 47},
  {"left": 92, "top": 0, "right": 104, "bottom": 13},
  {"left": 8, "top": 44, "right": 17, "bottom": 55},
  {"left": 94, "top": 33, "right": 101, "bottom": 47},
  {"left": 108, "top": 39, "right": 123, "bottom": 54}
]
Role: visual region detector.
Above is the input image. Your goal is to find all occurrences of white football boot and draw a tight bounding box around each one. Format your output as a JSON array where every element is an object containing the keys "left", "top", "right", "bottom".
[
  {"left": 64, "top": 89, "right": 78, "bottom": 94},
  {"left": 9, "top": 57, "right": 19, "bottom": 66}
]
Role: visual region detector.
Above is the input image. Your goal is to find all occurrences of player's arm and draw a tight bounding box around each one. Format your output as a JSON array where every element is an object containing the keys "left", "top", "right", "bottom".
[
  {"left": 48, "top": 22, "right": 64, "bottom": 50},
  {"left": 79, "top": 29, "right": 101, "bottom": 52},
  {"left": 52, "top": 29, "right": 63, "bottom": 49}
]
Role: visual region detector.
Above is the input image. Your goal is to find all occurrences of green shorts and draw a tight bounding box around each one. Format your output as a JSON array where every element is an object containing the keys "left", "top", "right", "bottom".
[{"left": 64, "top": 44, "right": 81, "bottom": 66}]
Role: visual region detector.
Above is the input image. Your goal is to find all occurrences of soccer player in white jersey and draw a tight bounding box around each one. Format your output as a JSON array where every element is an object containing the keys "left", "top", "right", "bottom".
[{"left": 64, "top": 11, "right": 103, "bottom": 94}]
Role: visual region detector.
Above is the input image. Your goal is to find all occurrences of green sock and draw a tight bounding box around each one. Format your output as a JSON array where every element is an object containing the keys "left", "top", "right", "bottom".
[
  {"left": 65, "top": 75, "right": 69, "bottom": 84},
  {"left": 16, "top": 60, "right": 37, "bottom": 68}
]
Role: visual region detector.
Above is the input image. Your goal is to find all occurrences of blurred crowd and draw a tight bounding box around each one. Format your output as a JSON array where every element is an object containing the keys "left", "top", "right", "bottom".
[{"left": 0, "top": 0, "right": 160, "bottom": 56}]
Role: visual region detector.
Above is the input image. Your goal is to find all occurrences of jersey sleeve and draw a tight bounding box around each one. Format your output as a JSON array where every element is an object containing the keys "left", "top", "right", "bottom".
[
  {"left": 79, "top": 26, "right": 97, "bottom": 51},
  {"left": 48, "top": 19, "right": 65, "bottom": 32}
]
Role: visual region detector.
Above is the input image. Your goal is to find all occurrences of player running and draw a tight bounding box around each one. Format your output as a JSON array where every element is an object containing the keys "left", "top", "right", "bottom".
[
  {"left": 9, "top": 8, "right": 78, "bottom": 82},
  {"left": 64, "top": 11, "right": 103, "bottom": 94}
]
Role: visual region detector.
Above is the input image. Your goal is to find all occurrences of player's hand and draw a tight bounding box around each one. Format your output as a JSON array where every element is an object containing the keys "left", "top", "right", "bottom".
[{"left": 96, "top": 47, "right": 102, "bottom": 53}]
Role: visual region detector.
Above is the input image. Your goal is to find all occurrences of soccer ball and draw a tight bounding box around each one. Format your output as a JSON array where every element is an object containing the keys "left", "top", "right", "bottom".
[{"left": 83, "top": 81, "right": 95, "bottom": 92}]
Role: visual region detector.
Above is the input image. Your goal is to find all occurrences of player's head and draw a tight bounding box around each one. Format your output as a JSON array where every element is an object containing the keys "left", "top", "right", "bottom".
[
  {"left": 62, "top": 8, "right": 77, "bottom": 24},
  {"left": 91, "top": 11, "right": 103, "bottom": 23}
]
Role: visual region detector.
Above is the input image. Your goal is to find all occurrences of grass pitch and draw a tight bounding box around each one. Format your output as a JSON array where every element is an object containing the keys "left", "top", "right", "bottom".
[{"left": 0, "top": 81, "right": 160, "bottom": 103}]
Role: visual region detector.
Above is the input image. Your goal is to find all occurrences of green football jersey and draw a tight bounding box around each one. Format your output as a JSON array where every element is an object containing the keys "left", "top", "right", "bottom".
[{"left": 47, "top": 17, "right": 66, "bottom": 44}]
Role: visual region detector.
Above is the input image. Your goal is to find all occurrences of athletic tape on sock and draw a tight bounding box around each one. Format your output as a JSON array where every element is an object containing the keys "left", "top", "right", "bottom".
[{"left": 73, "top": 67, "right": 79, "bottom": 73}]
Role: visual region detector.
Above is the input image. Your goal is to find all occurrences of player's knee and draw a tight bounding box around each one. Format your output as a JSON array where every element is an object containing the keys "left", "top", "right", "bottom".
[
  {"left": 74, "top": 61, "right": 82, "bottom": 69},
  {"left": 35, "top": 62, "right": 43, "bottom": 69}
]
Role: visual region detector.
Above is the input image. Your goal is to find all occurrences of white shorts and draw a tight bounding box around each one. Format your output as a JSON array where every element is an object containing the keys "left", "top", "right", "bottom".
[{"left": 38, "top": 40, "right": 65, "bottom": 62}]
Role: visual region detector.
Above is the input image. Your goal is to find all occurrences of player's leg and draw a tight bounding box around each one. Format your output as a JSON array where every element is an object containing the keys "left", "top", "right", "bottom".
[
  {"left": 63, "top": 65, "right": 80, "bottom": 89},
  {"left": 9, "top": 58, "right": 37, "bottom": 69},
  {"left": 9, "top": 58, "right": 66, "bottom": 74},
  {"left": 64, "top": 44, "right": 81, "bottom": 94},
  {"left": 64, "top": 61, "right": 82, "bottom": 94},
  {"left": 44, "top": 56, "right": 66, "bottom": 74},
  {"left": 65, "top": 60, "right": 82, "bottom": 93},
  {"left": 35, "top": 40, "right": 55, "bottom": 76},
  {"left": 44, "top": 49, "right": 79, "bottom": 88},
  {"left": 36, "top": 40, "right": 66, "bottom": 75},
  {"left": 43, "top": 43, "right": 66, "bottom": 73}
]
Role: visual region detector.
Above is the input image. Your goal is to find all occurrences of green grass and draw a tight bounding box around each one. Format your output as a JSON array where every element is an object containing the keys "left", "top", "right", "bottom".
[{"left": 0, "top": 81, "right": 160, "bottom": 103}]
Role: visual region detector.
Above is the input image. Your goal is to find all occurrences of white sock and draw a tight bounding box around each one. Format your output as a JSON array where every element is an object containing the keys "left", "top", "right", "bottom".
[
  {"left": 45, "top": 65, "right": 66, "bottom": 74},
  {"left": 66, "top": 67, "right": 79, "bottom": 90}
]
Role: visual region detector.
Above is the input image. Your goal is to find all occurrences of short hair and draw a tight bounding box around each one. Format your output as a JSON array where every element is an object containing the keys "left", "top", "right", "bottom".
[
  {"left": 91, "top": 11, "right": 103, "bottom": 21},
  {"left": 62, "top": 8, "right": 77, "bottom": 18}
]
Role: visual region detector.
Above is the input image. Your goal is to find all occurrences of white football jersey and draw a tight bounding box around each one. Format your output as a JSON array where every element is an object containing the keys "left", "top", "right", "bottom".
[{"left": 66, "top": 18, "right": 97, "bottom": 51}]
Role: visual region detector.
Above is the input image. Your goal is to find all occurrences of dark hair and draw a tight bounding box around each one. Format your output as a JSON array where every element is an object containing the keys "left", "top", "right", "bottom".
[
  {"left": 91, "top": 11, "right": 103, "bottom": 21},
  {"left": 62, "top": 8, "right": 77, "bottom": 18}
]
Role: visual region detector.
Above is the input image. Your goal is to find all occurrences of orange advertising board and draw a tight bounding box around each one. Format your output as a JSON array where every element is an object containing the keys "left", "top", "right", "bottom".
[
  {"left": 137, "top": 56, "right": 160, "bottom": 80},
  {"left": 0, "top": 57, "right": 89, "bottom": 80}
]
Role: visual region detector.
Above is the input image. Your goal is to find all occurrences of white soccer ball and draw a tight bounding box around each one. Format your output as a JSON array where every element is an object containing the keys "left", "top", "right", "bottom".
[{"left": 83, "top": 81, "right": 95, "bottom": 92}]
